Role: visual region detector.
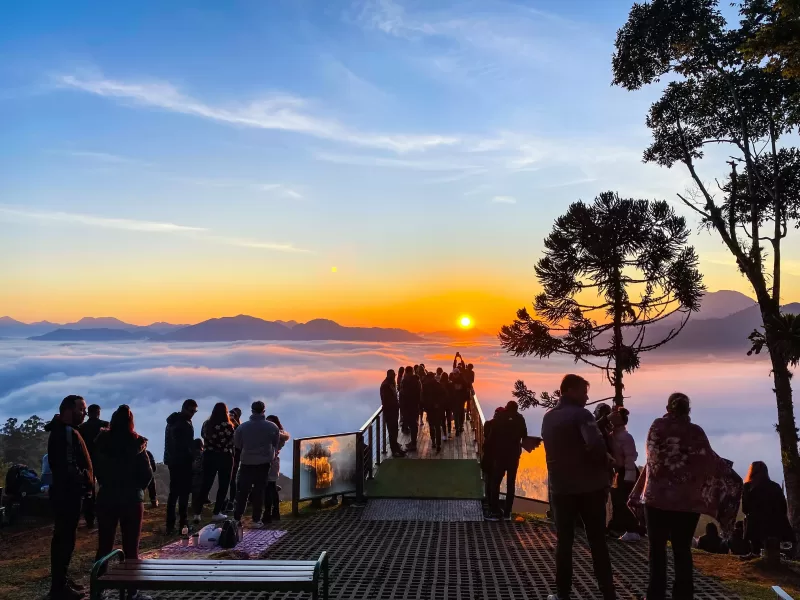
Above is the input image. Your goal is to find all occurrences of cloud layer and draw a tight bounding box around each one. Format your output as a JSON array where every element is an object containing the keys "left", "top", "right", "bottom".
[{"left": 0, "top": 339, "right": 783, "bottom": 485}]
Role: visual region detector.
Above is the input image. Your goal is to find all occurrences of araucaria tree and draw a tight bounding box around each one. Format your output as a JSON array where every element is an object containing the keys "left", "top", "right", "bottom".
[
  {"left": 499, "top": 192, "right": 704, "bottom": 407},
  {"left": 612, "top": 0, "right": 800, "bottom": 529}
]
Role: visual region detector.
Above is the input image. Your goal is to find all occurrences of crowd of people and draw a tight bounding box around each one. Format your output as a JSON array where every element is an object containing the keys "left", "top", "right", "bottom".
[
  {"left": 534, "top": 374, "right": 795, "bottom": 600},
  {"left": 379, "top": 352, "right": 476, "bottom": 457},
  {"left": 43, "top": 395, "right": 289, "bottom": 600}
]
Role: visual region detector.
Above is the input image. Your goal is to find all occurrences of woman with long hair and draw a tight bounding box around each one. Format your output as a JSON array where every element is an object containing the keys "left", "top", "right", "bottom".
[
  {"left": 264, "top": 415, "right": 290, "bottom": 521},
  {"left": 93, "top": 405, "right": 154, "bottom": 600},
  {"left": 194, "top": 402, "right": 235, "bottom": 522},
  {"left": 629, "top": 393, "right": 742, "bottom": 600},
  {"left": 743, "top": 460, "right": 795, "bottom": 554}
]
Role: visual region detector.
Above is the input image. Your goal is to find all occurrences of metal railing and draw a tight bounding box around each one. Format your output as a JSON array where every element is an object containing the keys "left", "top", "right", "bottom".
[{"left": 291, "top": 392, "right": 487, "bottom": 514}]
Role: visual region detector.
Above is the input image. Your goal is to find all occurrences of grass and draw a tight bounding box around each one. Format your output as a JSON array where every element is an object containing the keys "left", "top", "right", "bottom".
[
  {"left": 365, "top": 459, "right": 483, "bottom": 499},
  {"left": 692, "top": 552, "right": 800, "bottom": 599},
  {"left": 0, "top": 499, "right": 325, "bottom": 600}
]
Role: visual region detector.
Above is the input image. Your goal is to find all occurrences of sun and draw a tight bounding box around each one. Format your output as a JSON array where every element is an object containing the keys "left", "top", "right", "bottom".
[{"left": 459, "top": 315, "right": 473, "bottom": 329}]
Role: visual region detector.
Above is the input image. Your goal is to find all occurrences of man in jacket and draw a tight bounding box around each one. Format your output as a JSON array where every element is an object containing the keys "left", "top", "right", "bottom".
[
  {"left": 233, "top": 400, "right": 280, "bottom": 527},
  {"left": 485, "top": 401, "right": 528, "bottom": 520},
  {"left": 163, "top": 398, "right": 197, "bottom": 534},
  {"left": 422, "top": 372, "right": 446, "bottom": 451},
  {"left": 399, "top": 369, "right": 421, "bottom": 452},
  {"left": 78, "top": 404, "right": 107, "bottom": 529},
  {"left": 380, "top": 369, "right": 406, "bottom": 458},
  {"left": 541, "top": 374, "right": 615, "bottom": 600},
  {"left": 46, "top": 394, "right": 92, "bottom": 600}
]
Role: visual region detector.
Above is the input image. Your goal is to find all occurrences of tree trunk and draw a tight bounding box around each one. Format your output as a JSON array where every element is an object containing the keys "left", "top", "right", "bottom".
[
  {"left": 612, "top": 272, "right": 625, "bottom": 406},
  {"left": 767, "top": 325, "right": 800, "bottom": 533}
]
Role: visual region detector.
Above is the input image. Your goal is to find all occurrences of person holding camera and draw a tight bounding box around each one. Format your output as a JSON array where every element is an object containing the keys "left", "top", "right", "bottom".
[{"left": 45, "top": 394, "right": 93, "bottom": 600}]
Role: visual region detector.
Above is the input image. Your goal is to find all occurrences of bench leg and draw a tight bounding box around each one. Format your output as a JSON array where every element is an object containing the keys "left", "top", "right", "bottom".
[{"left": 324, "top": 558, "right": 329, "bottom": 600}]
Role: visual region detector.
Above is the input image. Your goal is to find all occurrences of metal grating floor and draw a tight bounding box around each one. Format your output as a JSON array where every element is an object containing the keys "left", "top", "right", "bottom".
[
  {"left": 362, "top": 499, "right": 485, "bottom": 522},
  {"left": 146, "top": 507, "right": 737, "bottom": 600}
]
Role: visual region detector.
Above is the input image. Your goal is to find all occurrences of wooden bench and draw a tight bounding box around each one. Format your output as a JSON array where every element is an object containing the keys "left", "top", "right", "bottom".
[{"left": 90, "top": 549, "right": 329, "bottom": 600}]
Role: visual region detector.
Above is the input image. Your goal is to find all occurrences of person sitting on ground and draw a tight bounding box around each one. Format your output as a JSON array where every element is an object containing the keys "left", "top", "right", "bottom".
[
  {"left": 697, "top": 522, "right": 727, "bottom": 554},
  {"left": 265, "top": 414, "right": 290, "bottom": 522},
  {"left": 93, "top": 405, "right": 154, "bottom": 600},
  {"left": 727, "top": 521, "right": 751, "bottom": 556},
  {"left": 45, "top": 395, "right": 92, "bottom": 600},
  {"left": 233, "top": 400, "right": 280, "bottom": 528},
  {"left": 541, "top": 375, "right": 615, "bottom": 600},
  {"left": 608, "top": 407, "right": 640, "bottom": 542},
  {"left": 742, "top": 460, "right": 795, "bottom": 555}
]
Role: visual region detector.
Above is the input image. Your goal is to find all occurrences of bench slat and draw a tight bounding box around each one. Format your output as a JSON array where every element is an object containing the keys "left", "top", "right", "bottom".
[
  {"left": 123, "top": 559, "right": 318, "bottom": 566},
  {"left": 112, "top": 564, "right": 314, "bottom": 572},
  {"left": 103, "top": 573, "right": 313, "bottom": 580}
]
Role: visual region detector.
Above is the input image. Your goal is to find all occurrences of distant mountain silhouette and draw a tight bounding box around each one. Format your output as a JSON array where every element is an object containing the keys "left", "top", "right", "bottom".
[
  {"left": 0, "top": 317, "right": 60, "bottom": 338},
  {"left": 128, "top": 322, "right": 189, "bottom": 336},
  {"left": 696, "top": 290, "right": 756, "bottom": 318},
  {"left": 275, "top": 320, "right": 298, "bottom": 329},
  {"left": 63, "top": 317, "right": 135, "bottom": 330},
  {"left": 648, "top": 302, "right": 800, "bottom": 354},
  {"left": 30, "top": 328, "right": 144, "bottom": 342},
  {"left": 159, "top": 316, "right": 421, "bottom": 342}
]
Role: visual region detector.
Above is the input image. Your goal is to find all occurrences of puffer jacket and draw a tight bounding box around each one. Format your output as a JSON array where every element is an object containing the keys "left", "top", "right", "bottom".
[{"left": 93, "top": 430, "right": 153, "bottom": 503}]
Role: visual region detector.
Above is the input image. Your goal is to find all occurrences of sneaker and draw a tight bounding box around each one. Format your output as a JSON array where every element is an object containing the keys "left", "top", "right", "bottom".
[
  {"left": 619, "top": 532, "right": 642, "bottom": 542},
  {"left": 484, "top": 513, "right": 500, "bottom": 522},
  {"left": 150, "top": 499, "right": 159, "bottom": 508},
  {"left": 547, "top": 595, "right": 565, "bottom": 600},
  {"left": 66, "top": 578, "right": 85, "bottom": 592},
  {"left": 251, "top": 520, "right": 265, "bottom": 528},
  {"left": 211, "top": 513, "right": 227, "bottom": 522},
  {"left": 392, "top": 451, "right": 407, "bottom": 458}
]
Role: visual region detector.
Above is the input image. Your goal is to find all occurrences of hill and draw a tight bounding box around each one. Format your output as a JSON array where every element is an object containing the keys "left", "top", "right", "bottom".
[
  {"left": 29, "top": 328, "right": 144, "bottom": 342},
  {"left": 160, "top": 316, "right": 421, "bottom": 342},
  {"left": 0, "top": 317, "right": 60, "bottom": 338}
]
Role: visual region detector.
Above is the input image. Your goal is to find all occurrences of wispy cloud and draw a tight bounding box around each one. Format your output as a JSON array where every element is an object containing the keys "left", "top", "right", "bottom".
[
  {"left": 0, "top": 206, "right": 309, "bottom": 253},
  {"left": 55, "top": 72, "right": 458, "bottom": 154},
  {"left": 65, "top": 150, "right": 153, "bottom": 167},
  {"left": 491, "top": 195, "right": 517, "bottom": 204},
  {"left": 314, "top": 151, "right": 480, "bottom": 172},
  {"left": 172, "top": 176, "right": 304, "bottom": 199}
]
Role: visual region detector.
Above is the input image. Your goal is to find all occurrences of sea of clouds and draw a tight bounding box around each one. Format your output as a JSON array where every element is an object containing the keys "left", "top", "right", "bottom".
[{"left": 0, "top": 338, "right": 786, "bottom": 483}]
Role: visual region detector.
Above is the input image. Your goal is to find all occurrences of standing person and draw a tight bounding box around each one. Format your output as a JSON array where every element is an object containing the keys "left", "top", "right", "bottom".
[
  {"left": 145, "top": 450, "right": 158, "bottom": 508},
  {"left": 400, "top": 365, "right": 413, "bottom": 435},
  {"left": 541, "top": 375, "right": 615, "bottom": 600},
  {"left": 441, "top": 372, "right": 454, "bottom": 438},
  {"left": 399, "top": 366, "right": 421, "bottom": 452},
  {"left": 233, "top": 401, "right": 280, "bottom": 527},
  {"left": 418, "top": 364, "right": 427, "bottom": 426},
  {"left": 452, "top": 352, "right": 465, "bottom": 371},
  {"left": 228, "top": 407, "right": 242, "bottom": 511},
  {"left": 435, "top": 367, "right": 444, "bottom": 382},
  {"left": 78, "top": 404, "right": 107, "bottom": 529},
  {"left": 422, "top": 372, "right": 445, "bottom": 452},
  {"left": 742, "top": 461, "right": 795, "bottom": 555},
  {"left": 380, "top": 369, "right": 406, "bottom": 457},
  {"left": 481, "top": 407, "right": 504, "bottom": 508},
  {"left": 486, "top": 401, "right": 528, "bottom": 521},
  {"left": 397, "top": 366, "right": 405, "bottom": 388},
  {"left": 193, "top": 402, "right": 235, "bottom": 523},
  {"left": 608, "top": 407, "right": 640, "bottom": 542},
  {"left": 93, "top": 405, "right": 154, "bottom": 600},
  {"left": 163, "top": 399, "right": 198, "bottom": 534},
  {"left": 264, "top": 415, "right": 290, "bottom": 522},
  {"left": 629, "top": 393, "right": 742, "bottom": 600},
  {"left": 450, "top": 368, "right": 467, "bottom": 436},
  {"left": 45, "top": 395, "right": 92, "bottom": 600}
]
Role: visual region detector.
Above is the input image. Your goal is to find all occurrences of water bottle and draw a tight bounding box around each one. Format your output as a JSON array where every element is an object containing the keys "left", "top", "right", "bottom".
[{"left": 237, "top": 521, "right": 244, "bottom": 542}]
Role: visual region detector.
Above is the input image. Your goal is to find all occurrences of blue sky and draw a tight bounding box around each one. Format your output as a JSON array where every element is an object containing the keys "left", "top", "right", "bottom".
[{"left": 0, "top": 0, "right": 772, "bottom": 328}]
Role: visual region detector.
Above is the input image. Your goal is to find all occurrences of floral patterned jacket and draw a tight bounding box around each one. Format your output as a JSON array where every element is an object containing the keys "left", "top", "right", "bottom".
[
  {"left": 201, "top": 420, "right": 235, "bottom": 453},
  {"left": 628, "top": 413, "right": 742, "bottom": 532}
]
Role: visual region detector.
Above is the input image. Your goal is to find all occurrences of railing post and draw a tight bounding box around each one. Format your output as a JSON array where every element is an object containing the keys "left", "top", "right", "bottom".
[
  {"left": 382, "top": 413, "right": 388, "bottom": 455},
  {"left": 356, "top": 432, "right": 365, "bottom": 503},
  {"left": 292, "top": 438, "right": 301, "bottom": 516},
  {"left": 367, "top": 425, "right": 375, "bottom": 479},
  {"left": 375, "top": 414, "right": 381, "bottom": 467}
]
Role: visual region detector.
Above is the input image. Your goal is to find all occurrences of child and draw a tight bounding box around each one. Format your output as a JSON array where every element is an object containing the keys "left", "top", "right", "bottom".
[
  {"left": 190, "top": 438, "right": 205, "bottom": 517},
  {"left": 265, "top": 416, "right": 290, "bottom": 522}
]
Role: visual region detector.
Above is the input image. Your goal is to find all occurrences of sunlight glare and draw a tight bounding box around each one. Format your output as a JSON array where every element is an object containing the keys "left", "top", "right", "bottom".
[{"left": 459, "top": 315, "right": 472, "bottom": 329}]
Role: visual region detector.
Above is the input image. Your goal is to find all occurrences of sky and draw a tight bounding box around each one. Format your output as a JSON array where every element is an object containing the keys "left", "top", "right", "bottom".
[{"left": 2, "top": 0, "right": 799, "bottom": 331}]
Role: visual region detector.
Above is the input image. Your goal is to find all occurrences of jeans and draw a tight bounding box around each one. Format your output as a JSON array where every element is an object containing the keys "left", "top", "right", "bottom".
[
  {"left": 645, "top": 505, "right": 700, "bottom": 600},
  {"left": 489, "top": 459, "right": 519, "bottom": 516},
  {"left": 234, "top": 463, "right": 270, "bottom": 522},
  {"left": 50, "top": 491, "right": 83, "bottom": 593},
  {"left": 445, "top": 407, "right": 454, "bottom": 435},
  {"left": 229, "top": 448, "right": 241, "bottom": 507},
  {"left": 193, "top": 450, "right": 233, "bottom": 516},
  {"left": 609, "top": 479, "right": 639, "bottom": 533},
  {"left": 166, "top": 462, "right": 192, "bottom": 531},
  {"left": 454, "top": 402, "right": 465, "bottom": 434},
  {"left": 264, "top": 480, "right": 280, "bottom": 520},
  {"left": 429, "top": 416, "right": 443, "bottom": 450},
  {"left": 96, "top": 498, "right": 144, "bottom": 595},
  {"left": 385, "top": 410, "right": 403, "bottom": 454},
  {"left": 551, "top": 489, "right": 616, "bottom": 600},
  {"left": 147, "top": 477, "right": 157, "bottom": 503}
]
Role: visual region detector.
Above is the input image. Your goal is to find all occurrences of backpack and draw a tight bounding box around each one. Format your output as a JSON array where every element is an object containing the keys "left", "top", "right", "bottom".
[
  {"left": 5, "top": 465, "right": 42, "bottom": 497},
  {"left": 218, "top": 519, "right": 238, "bottom": 549}
]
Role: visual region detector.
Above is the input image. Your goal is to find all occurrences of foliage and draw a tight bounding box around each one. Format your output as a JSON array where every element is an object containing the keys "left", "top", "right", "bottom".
[
  {"left": 304, "top": 442, "right": 332, "bottom": 462},
  {"left": 612, "top": 0, "right": 800, "bottom": 526},
  {"left": 0, "top": 415, "right": 49, "bottom": 476},
  {"left": 510, "top": 381, "right": 560, "bottom": 411},
  {"left": 741, "top": 0, "right": 800, "bottom": 79},
  {"left": 499, "top": 192, "right": 704, "bottom": 406}
]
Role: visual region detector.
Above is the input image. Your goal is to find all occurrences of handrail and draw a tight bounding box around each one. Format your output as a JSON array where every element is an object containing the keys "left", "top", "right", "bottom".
[{"left": 359, "top": 406, "right": 383, "bottom": 432}]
